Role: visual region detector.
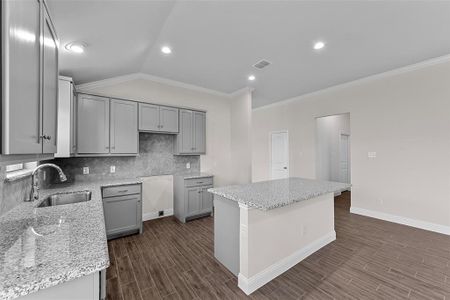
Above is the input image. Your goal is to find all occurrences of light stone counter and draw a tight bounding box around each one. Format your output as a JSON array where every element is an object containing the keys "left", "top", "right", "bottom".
[
  {"left": 175, "top": 172, "right": 213, "bottom": 180},
  {"left": 208, "top": 177, "right": 350, "bottom": 210},
  {"left": 210, "top": 177, "right": 350, "bottom": 295},
  {"left": 0, "top": 178, "right": 142, "bottom": 300}
]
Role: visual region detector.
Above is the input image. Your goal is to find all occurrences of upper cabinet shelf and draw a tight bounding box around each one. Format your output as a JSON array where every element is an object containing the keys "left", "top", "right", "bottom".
[
  {"left": 1, "top": 0, "right": 59, "bottom": 155},
  {"left": 76, "top": 94, "right": 138, "bottom": 156},
  {"left": 139, "top": 103, "right": 179, "bottom": 133},
  {"left": 174, "top": 109, "right": 206, "bottom": 155}
]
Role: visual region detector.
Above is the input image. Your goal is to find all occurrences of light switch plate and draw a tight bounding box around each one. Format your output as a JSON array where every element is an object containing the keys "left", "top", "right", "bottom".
[
  {"left": 83, "top": 167, "right": 89, "bottom": 175},
  {"left": 368, "top": 152, "right": 377, "bottom": 158},
  {"left": 186, "top": 162, "right": 191, "bottom": 169},
  {"left": 110, "top": 166, "right": 116, "bottom": 173}
]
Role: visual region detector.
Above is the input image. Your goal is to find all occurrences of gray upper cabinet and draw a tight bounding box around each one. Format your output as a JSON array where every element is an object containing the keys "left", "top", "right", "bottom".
[
  {"left": 110, "top": 99, "right": 138, "bottom": 154},
  {"left": 193, "top": 111, "right": 206, "bottom": 154},
  {"left": 139, "top": 103, "right": 159, "bottom": 131},
  {"left": 175, "top": 109, "right": 206, "bottom": 155},
  {"left": 139, "top": 103, "right": 178, "bottom": 133},
  {"left": 41, "top": 5, "right": 58, "bottom": 154},
  {"left": 159, "top": 106, "right": 179, "bottom": 133},
  {"left": 1, "top": 0, "right": 58, "bottom": 155},
  {"left": 76, "top": 94, "right": 138, "bottom": 156},
  {"left": 178, "top": 110, "right": 193, "bottom": 153},
  {"left": 77, "top": 94, "right": 110, "bottom": 154}
]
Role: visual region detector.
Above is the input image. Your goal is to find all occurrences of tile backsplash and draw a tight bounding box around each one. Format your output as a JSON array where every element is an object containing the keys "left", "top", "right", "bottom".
[
  {"left": 46, "top": 133, "right": 200, "bottom": 183},
  {"left": 0, "top": 167, "right": 32, "bottom": 216},
  {"left": 0, "top": 133, "right": 199, "bottom": 216}
]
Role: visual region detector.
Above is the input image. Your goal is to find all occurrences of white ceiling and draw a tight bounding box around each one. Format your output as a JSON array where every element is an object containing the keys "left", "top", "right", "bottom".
[{"left": 47, "top": 0, "right": 450, "bottom": 108}]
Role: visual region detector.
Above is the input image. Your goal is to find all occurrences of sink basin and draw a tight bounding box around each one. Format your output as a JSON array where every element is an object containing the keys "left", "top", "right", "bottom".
[{"left": 38, "top": 191, "right": 92, "bottom": 208}]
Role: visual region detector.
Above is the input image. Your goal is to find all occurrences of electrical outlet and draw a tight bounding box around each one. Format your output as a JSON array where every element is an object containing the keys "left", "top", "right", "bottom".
[
  {"left": 186, "top": 162, "right": 191, "bottom": 169},
  {"left": 110, "top": 166, "right": 116, "bottom": 173},
  {"left": 83, "top": 167, "right": 89, "bottom": 175},
  {"left": 158, "top": 210, "right": 164, "bottom": 217}
]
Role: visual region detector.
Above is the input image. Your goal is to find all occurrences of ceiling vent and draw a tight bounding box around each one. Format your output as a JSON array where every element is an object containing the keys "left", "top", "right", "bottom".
[{"left": 253, "top": 59, "right": 271, "bottom": 70}]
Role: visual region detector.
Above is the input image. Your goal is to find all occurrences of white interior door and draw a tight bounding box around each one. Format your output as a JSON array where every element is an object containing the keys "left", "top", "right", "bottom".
[
  {"left": 339, "top": 134, "right": 350, "bottom": 183},
  {"left": 271, "top": 131, "right": 289, "bottom": 180}
]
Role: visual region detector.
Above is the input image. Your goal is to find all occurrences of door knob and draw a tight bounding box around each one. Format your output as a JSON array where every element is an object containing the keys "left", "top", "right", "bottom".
[{"left": 283, "top": 167, "right": 287, "bottom": 169}]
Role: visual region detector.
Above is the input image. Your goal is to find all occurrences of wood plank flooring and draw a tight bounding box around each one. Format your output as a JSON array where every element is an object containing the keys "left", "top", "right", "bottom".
[{"left": 106, "top": 192, "right": 450, "bottom": 299}]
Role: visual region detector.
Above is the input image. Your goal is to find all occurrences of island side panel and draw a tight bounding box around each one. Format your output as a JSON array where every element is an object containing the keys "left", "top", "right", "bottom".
[
  {"left": 238, "top": 192, "right": 335, "bottom": 295},
  {"left": 213, "top": 195, "right": 240, "bottom": 275}
]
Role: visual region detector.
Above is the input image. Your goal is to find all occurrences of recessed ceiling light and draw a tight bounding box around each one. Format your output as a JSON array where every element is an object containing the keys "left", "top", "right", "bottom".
[
  {"left": 161, "top": 46, "right": 172, "bottom": 54},
  {"left": 248, "top": 75, "right": 256, "bottom": 81},
  {"left": 313, "top": 41, "right": 325, "bottom": 50},
  {"left": 65, "top": 42, "right": 85, "bottom": 54}
]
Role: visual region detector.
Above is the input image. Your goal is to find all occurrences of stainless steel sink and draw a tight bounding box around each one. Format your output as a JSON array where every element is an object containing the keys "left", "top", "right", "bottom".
[{"left": 38, "top": 191, "right": 92, "bottom": 208}]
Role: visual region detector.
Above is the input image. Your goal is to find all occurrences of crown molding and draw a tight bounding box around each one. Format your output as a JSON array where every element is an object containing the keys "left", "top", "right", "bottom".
[
  {"left": 254, "top": 53, "right": 450, "bottom": 111},
  {"left": 229, "top": 87, "right": 255, "bottom": 98},
  {"left": 76, "top": 72, "right": 231, "bottom": 98}
]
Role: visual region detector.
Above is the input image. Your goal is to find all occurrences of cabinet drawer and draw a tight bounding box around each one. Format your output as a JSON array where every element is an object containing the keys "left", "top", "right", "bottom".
[
  {"left": 184, "top": 177, "right": 213, "bottom": 187},
  {"left": 102, "top": 184, "right": 141, "bottom": 198}
]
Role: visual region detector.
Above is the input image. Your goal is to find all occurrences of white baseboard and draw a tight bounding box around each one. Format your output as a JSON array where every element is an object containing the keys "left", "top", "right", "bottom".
[
  {"left": 350, "top": 207, "right": 450, "bottom": 236},
  {"left": 142, "top": 209, "right": 174, "bottom": 222},
  {"left": 238, "top": 231, "right": 336, "bottom": 295}
]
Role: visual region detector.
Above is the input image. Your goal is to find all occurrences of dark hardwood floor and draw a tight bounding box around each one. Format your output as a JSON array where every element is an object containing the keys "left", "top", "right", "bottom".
[{"left": 106, "top": 192, "right": 450, "bottom": 299}]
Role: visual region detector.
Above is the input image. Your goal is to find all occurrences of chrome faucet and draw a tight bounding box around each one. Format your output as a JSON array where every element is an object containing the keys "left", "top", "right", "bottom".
[{"left": 27, "top": 163, "right": 67, "bottom": 202}]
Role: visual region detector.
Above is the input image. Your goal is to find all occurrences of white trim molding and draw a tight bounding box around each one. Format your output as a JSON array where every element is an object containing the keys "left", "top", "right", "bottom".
[
  {"left": 142, "top": 209, "right": 174, "bottom": 222},
  {"left": 254, "top": 53, "right": 450, "bottom": 111},
  {"left": 237, "top": 231, "right": 336, "bottom": 295},
  {"left": 350, "top": 207, "right": 450, "bottom": 236},
  {"left": 76, "top": 72, "right": 235, "bottom": 98}
]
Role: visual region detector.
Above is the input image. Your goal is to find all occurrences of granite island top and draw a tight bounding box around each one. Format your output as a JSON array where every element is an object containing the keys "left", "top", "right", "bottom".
[
  {"left": 208, "top": 177, "right": 350, "bottom": 210},
  {"left": 0, "top": 178, "right": 142, "bottom": 300}
]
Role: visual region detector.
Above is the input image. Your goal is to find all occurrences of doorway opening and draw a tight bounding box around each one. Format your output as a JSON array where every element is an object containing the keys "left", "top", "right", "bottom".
[
  {"left": 316, "top": 113, "right": 351, "bottom": 210},
  {"left": 270, "top": 130, "right": 289, "bottom": 180}
]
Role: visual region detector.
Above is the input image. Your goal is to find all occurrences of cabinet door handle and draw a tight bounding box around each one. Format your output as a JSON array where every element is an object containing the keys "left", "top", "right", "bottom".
[{"left": 117, "top": 190, "right": 129, "bottom": 194}]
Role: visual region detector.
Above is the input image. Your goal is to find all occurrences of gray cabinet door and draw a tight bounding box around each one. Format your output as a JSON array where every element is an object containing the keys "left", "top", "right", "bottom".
[
  {"left": 103, "top": 195, "right": 141, "bottom": 237},
  {"left": 139, "top": 103, "right": 159, "bottom": 131},
  {"left": 179, "top": 110, "right": 193, "bottom": 153},
  {"left": 159, "top": 106, "right": 179, "bottom": 133},
  {"left": 41, "top": 6, "right": 58, "bottom": 154},
  {"left": 2, "top": 0, "right": 42, "bottom": 154},
  {"left": 77, "top": 94, "right": 110, "bottom": 154},
  {"left": 201, "top": 186, "right": 213, "bottom": 213},
  {"left": 186, "top": 187, "right": 201, "bottom": 217},
  {"left": 110, "top": 99, "right": 138, "bottom": 154},
  {"left": 193, "top": 111, "right": 206, "bottom": 154}
]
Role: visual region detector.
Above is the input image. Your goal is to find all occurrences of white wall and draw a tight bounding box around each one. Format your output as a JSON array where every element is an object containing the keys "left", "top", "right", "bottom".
[
  {"left": 252, "top": 58, "right": 450, "bottom": 228},
  {"left": 316, "top": 113, "right": 350, "bottom": 182},
  {"left": 78, "top": 78, "right": 234, "bottom": 186},
  {"left": 230, "top": 89, "right": 252, "bottom": 184}
]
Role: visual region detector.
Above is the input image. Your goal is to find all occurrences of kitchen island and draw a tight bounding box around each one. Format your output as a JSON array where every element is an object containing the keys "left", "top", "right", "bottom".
[{"left": 208, "top": 177, "right": 350, "bottom": 295}]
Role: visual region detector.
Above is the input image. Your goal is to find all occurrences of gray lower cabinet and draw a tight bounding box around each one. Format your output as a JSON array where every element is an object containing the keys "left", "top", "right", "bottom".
[
  {"left": 139, "top": 103, "right": 179, "bottom": 133},
  {"left": 102, "top": 183, "right": 142, "bottom": 240},
  {"left": 110, "top": 99, "right": 138, "bottom": 154},
  {"left": 174, "top": 175, "right": 213, "bottom": 223},
  {"left": 76, "top": 94, "right": 138, "bottom": 156},
  {"left": 174, "top": 109, "right": 206, "bottom": 155},
  {"left": 1, "top": 0, "right": 58, "bottom": 155}
]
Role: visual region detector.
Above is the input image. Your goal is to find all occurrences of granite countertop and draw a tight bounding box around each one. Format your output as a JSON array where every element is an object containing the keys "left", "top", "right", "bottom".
[
  {"left": 175, "top": 172, "right": 213, "bottom": 179},
  {"left": 0, "top": 178, "right": 142, "bottom": 300},
  {"left": 208, "top": 177, "right": 351, "bottom": 210}
]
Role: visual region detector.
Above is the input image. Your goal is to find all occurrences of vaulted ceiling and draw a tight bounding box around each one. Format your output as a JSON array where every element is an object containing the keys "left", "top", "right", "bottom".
[{"left": 47, "top": 0, "right": 450, "bottom": 107}]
